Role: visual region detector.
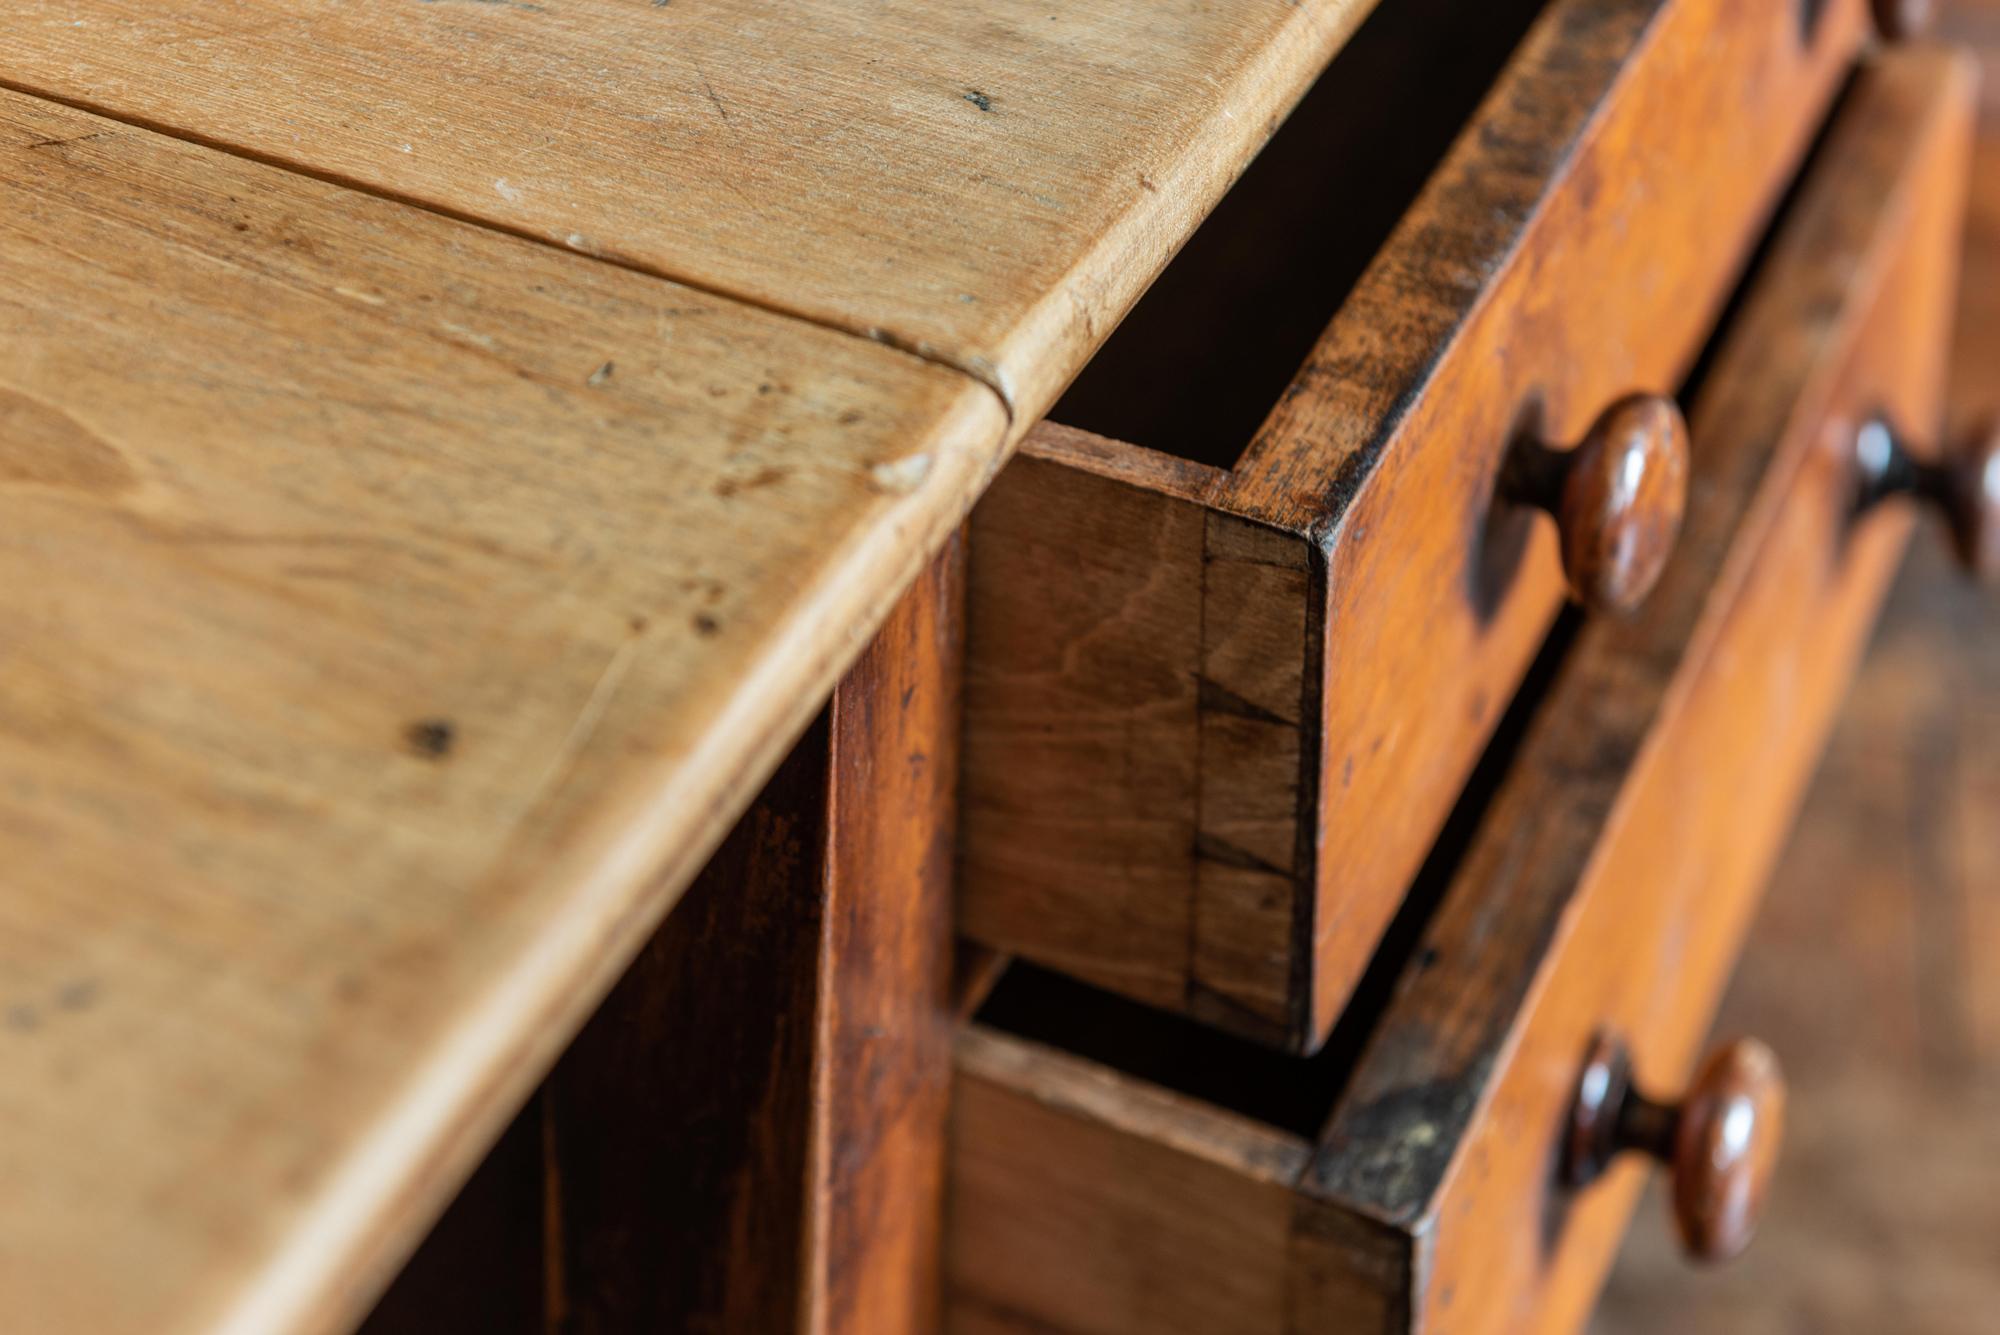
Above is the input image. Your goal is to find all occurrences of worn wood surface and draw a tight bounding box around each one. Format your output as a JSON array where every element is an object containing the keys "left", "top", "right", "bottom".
[
  {"left": 358, "top": 545, "right": 963, "bottom": 1334},
  {"left": 943, "top": 51, "right": 1971, "bottom": 1333},
  {"left": 807, "top": 536, "right": 965, "bottom": 1335},
  {"left": 0, "top": 92, "right": 1008, "bottom": 1335},
  {"left": 1271, "top": 0, "right": 1866, "bottom": 1046},
  {"left": 1599, "top": 9, "right": 2000, "bottom": 1325},
  {"left": 1, "top": 0, "right": 1379, "bottom": 426},
  {"left": 1311, "top": 49, "right": 1971, "bottom": 1333},
  {"left": 1596, "top": 457, "right": 2000, "bottom": 1335},
  {"left": 959, "top": 0, "right": 1864, "bottom": 1050}
]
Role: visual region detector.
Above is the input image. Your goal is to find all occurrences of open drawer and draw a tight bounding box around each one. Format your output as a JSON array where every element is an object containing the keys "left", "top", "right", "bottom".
[
  {"left": 948, "top": 51, "right": 1977, "bottom": 1334},
  {"left": 958, "top": 0, "right": 1875, "bottom": 1050}
]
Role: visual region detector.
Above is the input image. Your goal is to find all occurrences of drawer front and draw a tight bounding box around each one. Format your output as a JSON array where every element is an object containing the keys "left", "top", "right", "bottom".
[
  {"left": 960, "top": 0, "right": 1870, "bottom": 1050},
  {"left": 948, "top": 50, "right": 1974, "bottom": 1335},
  {"left": 1309, "top": 49, "right": 1973, "bottom": 1332}
]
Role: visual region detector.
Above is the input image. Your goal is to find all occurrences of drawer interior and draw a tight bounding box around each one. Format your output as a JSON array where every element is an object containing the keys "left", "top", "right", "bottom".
[{"left": 1049, "top": 0, "right": 1551, "bottom": 470}]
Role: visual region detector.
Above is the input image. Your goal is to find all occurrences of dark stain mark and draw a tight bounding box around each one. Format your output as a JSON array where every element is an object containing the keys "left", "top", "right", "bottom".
[
  {"left": 837, "top": 409, "right": 864, "bottom": 425},
  {"left": 1342, "top": 755, "right": 1355, "bottom": 789},
  {"left": 1136, "top": 174, "right": 1157, "bottom": 193},
  {"left": 756, "top": 382, "right": 773, "bottom": 395},
  {"left": 1415, "top": 945, "right": 1440, "bottom": 972},
  {"left": 55, "top": 979, "right": 99, "bottom": 1012},
  {"left": 404, "top": 718, "right": 457, "bottom": 759},
  {"left": 1313, "top": 1066, "right": 1489, "bottom": 1220},
  {"left": 962, "top": 90, "right": 993, "bottom": 112},
  {"left": 1196, "top": 675, "right": 1298, "bottom": 728},
  {"left": 6, "top": 1004, "right": 39, "bottom": 1033},
  {"left": 23, "top": 132, "right": 108, "bottom": 153},
  {"left": 233, "top": 221, "right": 251, "bottom": 232},
  {"left": 1193, "top": 831, "right": 1293, "bottom": 879},
  {"left": 628, "top": 614, "right": 649, "bottom": 633},
  {"left": 701, "top": 75, "right": 733, "bottom": 126},
  {"left": 587, "top": 361, "right": 615, "bottom": 386},
  {"left": 692, "top": 613, "right": 721, "bottom": 637},
  {"left": 416, "top": 0, "right": 547, "bottom": 10}
]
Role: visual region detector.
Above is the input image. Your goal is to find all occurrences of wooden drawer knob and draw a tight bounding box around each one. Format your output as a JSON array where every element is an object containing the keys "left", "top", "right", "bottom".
[
  {"left": 1871, "top": 0, "right": 1935, "bottom": 41},
  {"left": 1502, "top": 394, "right": 1691, "bottom": 615},
  {"left": 1854, "top": 417, "right": 2000, "bottom": 580},
  {"left": 1563, "top": 1034, "right": 1785, "bottom": 1264}
]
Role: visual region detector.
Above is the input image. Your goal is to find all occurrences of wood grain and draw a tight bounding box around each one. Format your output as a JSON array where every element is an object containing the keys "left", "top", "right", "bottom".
[
  {"left": 0, "top": 0, "right": 1380, "bottom": 426},
  {"left": 0, "top": 92, "right": 1006, "bottom": 1335},
  {"left": 944, "top": 50, "right": 1973, "bottom": 1332},
  {"left": 1312, "top": 49, "right": 1973, "bottom": 1333},
  {"left": 948, "top": 1028, "right": 1310, "bottom": 1335},
  {"left": 808, "top": 535, "right": 965, "bottom": 1335},
  {"left": 960, "top": 426, "right": 1220, "bottom": 1013},
  {"left": 1271, "top": 0, "right": 1866, "bottom": 1046},
  {"left": 959, "top": 0, "right": 1865, "bottom": 1050},
  {"left": 358, "top": 544, "right": 963, "bottom": 1334}
]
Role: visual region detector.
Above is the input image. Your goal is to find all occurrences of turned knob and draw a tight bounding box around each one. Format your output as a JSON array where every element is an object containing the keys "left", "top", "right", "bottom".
[
  {"left": 1853, "top": 417, "right": 2000, "bottom": 581},
  {"left": 1502, "top": 394, "right": 1690, "bottom": 615},
  {"left": 1563, "top": 1034, "right": 1785, "bottom": 1264},
  {"left": 1871, "top": 0, "right": 1935, "bottom": 41}
]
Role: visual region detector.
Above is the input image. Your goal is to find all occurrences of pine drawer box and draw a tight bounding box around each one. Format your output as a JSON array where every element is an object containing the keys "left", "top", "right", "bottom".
[{"left": 948, "top": 51, "right": 1981, "bottom": 1334}]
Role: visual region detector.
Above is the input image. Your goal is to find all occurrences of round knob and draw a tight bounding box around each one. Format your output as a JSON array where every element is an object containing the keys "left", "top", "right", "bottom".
[
  {"left": 1853, "top": 417, "right": 2000, "bottom": 581},
  {"left": 1563, "top": 1034, "right": 1786, "bottom": 1264},
  {"left": 1501, "top": 394, "right": 1691, "bottom": 615},
  {"left": 1871, "top": 0, "right": 1935, "bottom": 41}
]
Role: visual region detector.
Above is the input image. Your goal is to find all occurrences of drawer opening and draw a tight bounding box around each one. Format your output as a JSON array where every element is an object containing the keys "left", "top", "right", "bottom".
[
  {"left": 972, "top": 603, "right": 1583, "bottom": 1139},
  {"left": 1045, "top": 0, "right": 1552, "bottom": 471}
]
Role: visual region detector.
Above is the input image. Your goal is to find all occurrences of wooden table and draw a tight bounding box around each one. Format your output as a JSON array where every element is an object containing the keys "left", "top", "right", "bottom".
[
  {"left": 0, "top": 2, "right": 1377, "bottom": 1330},
  {"left": 9, "top": 4, "right": 1991, "bottom": 1333}
]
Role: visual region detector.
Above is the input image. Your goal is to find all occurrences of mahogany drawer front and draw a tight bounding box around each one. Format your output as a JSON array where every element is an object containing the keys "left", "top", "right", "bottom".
[
  {"left": 947, "top": 50, "right": 1973, "bottom": 1335},
  {"left": 959, "top": 0, "right": 1872, "bottom": 1052}
]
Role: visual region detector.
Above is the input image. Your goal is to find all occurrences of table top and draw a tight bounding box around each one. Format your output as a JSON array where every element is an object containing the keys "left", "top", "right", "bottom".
[{"left": 0, "top": 2, "right": 1374, "bottom": 1329}]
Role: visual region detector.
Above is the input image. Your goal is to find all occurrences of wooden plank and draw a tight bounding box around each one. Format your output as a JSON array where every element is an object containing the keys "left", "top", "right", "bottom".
[
  {"left": 960, "top": 429, "right": 1218, "bottom": 1013},
  {"left": 0, "top": 90, "right": 1006, "bottom": 1335},
  {"left": 947, "top": 1028, "right": 1311, "bottom": 1335},
  {"left": 1190, "top": 515, "right": 1315, "bottom": 1035},
  {"left": 0, "top": 0, "right": 1380, "bottom": 425},
  {"left": 808, "top": 535, "right": 966, "bottom": 1335}
]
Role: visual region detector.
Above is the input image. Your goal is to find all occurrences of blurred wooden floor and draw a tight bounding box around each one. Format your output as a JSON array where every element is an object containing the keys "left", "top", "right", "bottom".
[
  {"left": 1596, "top": 535, "right": 2000, "bottom": 1334},
  {"left": 1596, "top": 36, "right": 2000, "bottom": 1327}
]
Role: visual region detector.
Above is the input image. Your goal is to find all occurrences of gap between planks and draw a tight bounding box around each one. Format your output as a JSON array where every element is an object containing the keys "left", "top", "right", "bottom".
[{"left": 0, "top": 73, "right": 1020, "bottom": 429}]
